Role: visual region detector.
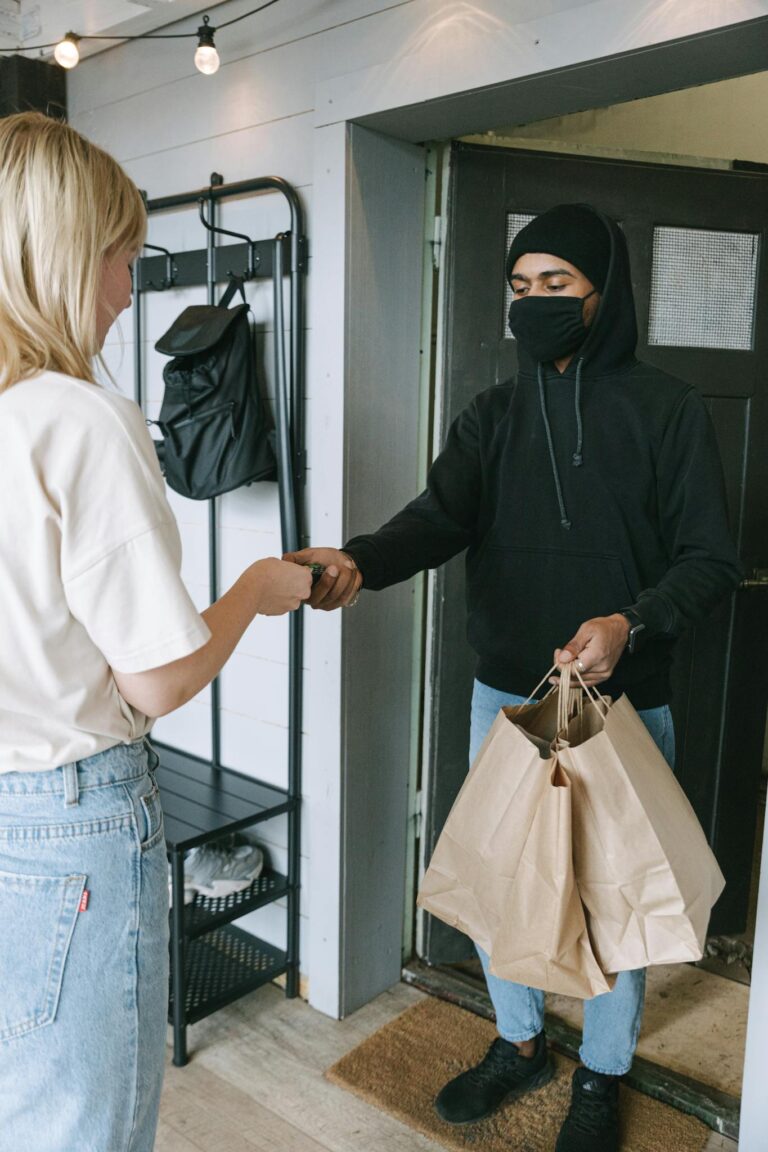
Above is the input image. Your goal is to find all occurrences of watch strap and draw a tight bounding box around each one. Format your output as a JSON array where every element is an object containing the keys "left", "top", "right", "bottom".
[{"left": 619, "top": 607, "right": 646, "bottom": 654}]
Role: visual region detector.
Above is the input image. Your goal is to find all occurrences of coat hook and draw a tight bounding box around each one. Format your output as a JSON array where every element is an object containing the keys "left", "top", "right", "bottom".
[
  {"left": 142, "top": 243, "right": 177, "bottom": 290},
  {"left": 198, "top": 197, "right": 260, "bottom": 279}
]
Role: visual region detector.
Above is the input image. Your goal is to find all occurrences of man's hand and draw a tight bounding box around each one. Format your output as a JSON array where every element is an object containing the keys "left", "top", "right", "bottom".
[
  {"left": 283, "top": 547, "right": 363, "bottom": 611},
  {"left": 551, "top": 614, "right": 630, "bottom": 686}
]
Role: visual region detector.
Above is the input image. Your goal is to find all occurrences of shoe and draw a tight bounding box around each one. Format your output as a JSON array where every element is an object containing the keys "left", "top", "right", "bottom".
[
  {"left": 183, "top": 836, "right": 264, "bottom": 899},
  {"left": 555, "top": 1066, "right": 620, "bottom": 1152},
  {"left": 434, "top": 1032, "right": 553, "bottom": 1125}
]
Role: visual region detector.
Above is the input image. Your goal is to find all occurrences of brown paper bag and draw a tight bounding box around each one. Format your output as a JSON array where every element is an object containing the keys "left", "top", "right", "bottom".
[
  {"left": 417, "top": 688, "right": 613, "bottom": 999},
  {"left": 487, "top": 754, "right": 613, "bottom": 997},
  {"left": 557, "top": 664, "right": 726, "bottom": 974}
]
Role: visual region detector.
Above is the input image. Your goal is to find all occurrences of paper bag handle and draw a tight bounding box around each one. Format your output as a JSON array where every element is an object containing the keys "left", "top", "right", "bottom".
[
  {"left": 558, "top": 663, "right": 589, "bottom": 733},
  {"left": 520, "top": 663, "right": 610, "bottom": 729},
  {"left": 521, "top": 665, "right": 560, "bottom": 708},
  {"left": 559, "top": 660, "right": 610, "bottom": 715}
]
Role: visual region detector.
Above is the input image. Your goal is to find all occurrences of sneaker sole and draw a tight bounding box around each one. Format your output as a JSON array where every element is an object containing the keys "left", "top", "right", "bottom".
[
  {"left": 189, "top": 873, "right": 263, "bottom": 899},
  {"left": 435, "top": 1058, "right": 555, "bottom": 1126}
]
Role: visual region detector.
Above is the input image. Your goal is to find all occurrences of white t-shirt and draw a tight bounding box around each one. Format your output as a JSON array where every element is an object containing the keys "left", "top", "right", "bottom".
[{"left": 0, "top": 371, "right": 211, "bottom": 773}]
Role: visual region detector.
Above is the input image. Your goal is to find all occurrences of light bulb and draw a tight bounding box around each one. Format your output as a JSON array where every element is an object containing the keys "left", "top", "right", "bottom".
[
  {"left": 194, "top": 44, "right": 220, "bottom": 75},
  {"left": 194, "top": 18, "right": 219, "bottom": 75},
  {"left": 54, "top": 34, "right": 80, "bottom": 69}
]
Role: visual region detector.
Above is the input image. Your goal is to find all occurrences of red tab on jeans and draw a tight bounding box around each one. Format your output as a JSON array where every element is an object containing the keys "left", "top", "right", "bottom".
[{"left": 79, "top": 890, "right": 90, "bottom": 913}]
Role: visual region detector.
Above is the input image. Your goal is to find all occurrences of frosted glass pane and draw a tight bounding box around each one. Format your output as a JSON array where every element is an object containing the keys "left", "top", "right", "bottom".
[
  {"left": 648, "top": 226, "right": 758, "bottom": 350},
  {"left": 503, "top": 212, "right": 536, "bottom": 338}
]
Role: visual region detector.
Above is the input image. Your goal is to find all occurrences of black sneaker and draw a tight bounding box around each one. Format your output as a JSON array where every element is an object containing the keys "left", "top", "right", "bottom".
[
  {"left": 434, "top": 1032, "right": 553, "bottom": 1125},
  {"left": 555, "top": 1066, "right": 620, "bottom": 1152}
]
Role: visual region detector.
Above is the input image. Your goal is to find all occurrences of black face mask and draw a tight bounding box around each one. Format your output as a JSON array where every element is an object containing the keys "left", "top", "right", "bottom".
[{"left": 507, "top": 290, "right": 597, "bottom": 363}]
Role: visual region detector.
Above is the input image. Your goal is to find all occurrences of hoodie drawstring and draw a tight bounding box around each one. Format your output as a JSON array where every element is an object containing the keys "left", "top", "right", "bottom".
[
  {"left": 537, "top": 357, "right": 585, "bottom": 530},
  {"left": 537, "top": 363, "right": 571, "bottom": 530},
  {"left": 572, "top": 357, "right": 584, "bottom": 467}
]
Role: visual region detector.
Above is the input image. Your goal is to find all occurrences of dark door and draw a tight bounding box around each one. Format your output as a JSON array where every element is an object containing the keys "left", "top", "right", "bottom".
[{"left": 422, "top": 142, "right": 768, "bottom": 963}]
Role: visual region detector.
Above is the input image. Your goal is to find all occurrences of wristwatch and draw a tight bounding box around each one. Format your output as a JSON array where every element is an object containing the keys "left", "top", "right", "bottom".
[{"left": 619, "top": 607, "right": 646, "bottom": 655}]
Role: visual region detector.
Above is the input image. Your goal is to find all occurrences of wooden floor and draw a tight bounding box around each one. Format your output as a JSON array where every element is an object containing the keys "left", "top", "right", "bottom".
[{"left": 156, "top": 983, "right": 737, "bottom": 1152}]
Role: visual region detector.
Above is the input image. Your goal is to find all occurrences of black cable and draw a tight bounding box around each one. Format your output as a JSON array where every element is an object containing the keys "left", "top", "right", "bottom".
[
  {"left": 217, "top": 0, "right": 281, "bottom": 29},
  {"left": 0, "top": 0, "right": 283, "bottom": 53}
]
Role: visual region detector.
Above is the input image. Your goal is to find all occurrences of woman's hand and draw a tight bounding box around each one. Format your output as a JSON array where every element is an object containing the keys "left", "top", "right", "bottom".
[
  {"left": 248, "top": 557, "right": 313, "bottom": 616},
  {"left": 283, "top": 547, "right": 362, "bottom": 610}
]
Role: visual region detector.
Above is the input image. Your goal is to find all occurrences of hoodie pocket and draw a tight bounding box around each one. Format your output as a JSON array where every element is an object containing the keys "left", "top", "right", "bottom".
[{"left": 467, "top": 546, "right": 634, "bottom": 668}]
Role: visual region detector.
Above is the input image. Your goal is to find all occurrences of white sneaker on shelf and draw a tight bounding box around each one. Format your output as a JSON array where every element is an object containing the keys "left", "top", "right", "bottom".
[{"left": 182, "top": 837, "right": 265, "bottom": 900}]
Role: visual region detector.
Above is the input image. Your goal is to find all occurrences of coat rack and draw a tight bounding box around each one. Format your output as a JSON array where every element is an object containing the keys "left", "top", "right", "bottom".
[{"left": 132, "top": 173, "right": 307, "bottom": 1065}]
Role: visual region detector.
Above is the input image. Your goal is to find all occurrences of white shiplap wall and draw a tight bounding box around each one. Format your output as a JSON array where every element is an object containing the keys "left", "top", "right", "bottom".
[
  {"left": 80, "top": 2, "right": 419, "bottom": 1012},
  {"left": 71, "top": 0, "right": 768, "bottom": 1019}
]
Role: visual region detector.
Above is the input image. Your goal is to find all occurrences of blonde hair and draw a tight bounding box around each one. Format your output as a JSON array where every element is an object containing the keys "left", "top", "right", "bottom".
[{"left": 0, "top": 112, "right": 146, "bottom": 391}]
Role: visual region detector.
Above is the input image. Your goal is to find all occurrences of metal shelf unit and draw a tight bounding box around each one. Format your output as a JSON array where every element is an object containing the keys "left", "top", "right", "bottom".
[{"left": 133, "top": 174, "right": 307, "bottom": 1066}]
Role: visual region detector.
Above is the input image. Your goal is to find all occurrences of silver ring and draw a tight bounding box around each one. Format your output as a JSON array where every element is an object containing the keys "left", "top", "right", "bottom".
[
  {"left": 344, "top": 591, "right": 361, "bottom": 609},
  {"left": 576, "top": 660, "right": 586, "bottom": 672}
]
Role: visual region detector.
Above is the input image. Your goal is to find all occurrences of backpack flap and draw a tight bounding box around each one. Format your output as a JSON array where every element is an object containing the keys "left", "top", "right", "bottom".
[{"left": 154, "top": 302, "right": 249, "bottom": 357}]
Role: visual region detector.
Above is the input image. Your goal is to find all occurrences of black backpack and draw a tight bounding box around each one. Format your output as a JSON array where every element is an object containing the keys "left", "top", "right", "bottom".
[{"left": 152, "top": 277, "right": 275, "bottom": 499}]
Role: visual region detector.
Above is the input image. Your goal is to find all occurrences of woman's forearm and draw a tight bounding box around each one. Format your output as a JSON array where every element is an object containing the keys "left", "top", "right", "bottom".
[
  {"left": 111, "top": 558, "right": 311, "bottom": 717},
  {"left": 112, "top": 571, "right": 261, "bottom": 717}
]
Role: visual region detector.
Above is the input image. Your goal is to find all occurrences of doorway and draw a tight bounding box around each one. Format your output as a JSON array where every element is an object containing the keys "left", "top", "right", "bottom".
[
  {"left": 337, "top": 23, "right": 768, "bottom": 1148},
  {"left": 407, "top": 106, "right": 768, "bottom": 1141},
  {"left": 422, "top": 141, "right": 768, "bottom": 955}
]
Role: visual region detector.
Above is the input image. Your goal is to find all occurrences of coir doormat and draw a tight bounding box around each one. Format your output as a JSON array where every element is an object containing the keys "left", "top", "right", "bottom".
[{"left": 326, "top": 997, "right": 709, "bottom": 1152}]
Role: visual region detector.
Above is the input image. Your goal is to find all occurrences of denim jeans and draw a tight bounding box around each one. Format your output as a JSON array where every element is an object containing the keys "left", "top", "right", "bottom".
[
  {"left": 0, "top": 739, "right": 169, "bottom": 1152},
  {"left": 470, "top": 679, "right": 675, "bottom": 1076}
]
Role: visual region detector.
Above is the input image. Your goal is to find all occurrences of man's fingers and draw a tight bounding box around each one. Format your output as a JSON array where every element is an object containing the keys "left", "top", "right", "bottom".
[
  {"left": 320, "top": 571, "right": 362, "bottom": 611},
  {"left": 311, "top": 568, "right": 358, "bottom": 611},
  {"left": 554, "top": 644, "right": 587, "bottom": 670},
  {"left": 549, "top": 670, "right": 608, "bottom": 688},
  {"left": 308, "top": 567, "right": 342, "bottom": 607}
]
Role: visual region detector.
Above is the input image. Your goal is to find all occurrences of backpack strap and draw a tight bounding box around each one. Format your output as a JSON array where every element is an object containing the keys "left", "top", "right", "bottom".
[{"left": 218, "top": 275, "right": 247, "bottom": 309}]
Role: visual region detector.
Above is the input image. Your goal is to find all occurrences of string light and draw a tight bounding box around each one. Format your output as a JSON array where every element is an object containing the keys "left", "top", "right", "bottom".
[
  {"left": 194, "top": 17, "right": 220, "bottom": 76},
  {"left": 0, "top": 1, "right": 281, "bottom": 75},
  {"left": 53, "top": 33, "right": 80, "bottom": 70}
]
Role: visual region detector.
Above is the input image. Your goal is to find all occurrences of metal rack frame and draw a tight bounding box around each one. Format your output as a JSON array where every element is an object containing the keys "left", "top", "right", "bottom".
[{"left": 132, "top": 173, "right": 306, "bottom": 1065}]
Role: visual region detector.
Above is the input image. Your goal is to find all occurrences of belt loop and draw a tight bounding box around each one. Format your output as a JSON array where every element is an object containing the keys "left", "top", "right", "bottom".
[
  {"left": 62, "top": 762, "right": 80, "bottom": 807},
  {"left": 144, "top": 737, "right": 160, "bottom": 775}
]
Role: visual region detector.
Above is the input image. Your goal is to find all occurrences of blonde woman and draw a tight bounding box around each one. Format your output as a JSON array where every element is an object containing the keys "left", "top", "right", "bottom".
[{"left": 0, "top": 112, "right": 311, "bottom": 1152}]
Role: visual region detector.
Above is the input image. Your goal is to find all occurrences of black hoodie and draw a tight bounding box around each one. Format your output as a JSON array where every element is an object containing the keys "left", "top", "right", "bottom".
[{"left": 344, "top": 208, "right": 742, "bottom": 709}]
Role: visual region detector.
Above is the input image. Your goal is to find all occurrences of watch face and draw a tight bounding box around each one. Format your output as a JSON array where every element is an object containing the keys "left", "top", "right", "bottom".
[{"left": 627, "top": 621, "right": 645, "bottom": 653}]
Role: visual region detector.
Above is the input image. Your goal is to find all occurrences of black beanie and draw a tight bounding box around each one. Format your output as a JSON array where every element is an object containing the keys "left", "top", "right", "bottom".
[{"left": 506, "top": 204, "right": 611, "bottom": 292}]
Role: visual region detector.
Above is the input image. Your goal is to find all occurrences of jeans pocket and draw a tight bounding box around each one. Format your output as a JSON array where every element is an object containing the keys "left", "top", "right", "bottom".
[
  {"left": 0, "top": 869, "right": 86, "bottom": 1042},
  {"left": 139, "top": 784, "right": 164, "bottom": 853}
]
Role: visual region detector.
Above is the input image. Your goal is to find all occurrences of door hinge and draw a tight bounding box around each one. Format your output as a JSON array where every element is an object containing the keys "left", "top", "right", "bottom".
[
  {"left": 430, "top": 216, "right": 444, "bottom": 271},
  {"left": 412, "top": 789, "right": 424, "bottom": 841}
]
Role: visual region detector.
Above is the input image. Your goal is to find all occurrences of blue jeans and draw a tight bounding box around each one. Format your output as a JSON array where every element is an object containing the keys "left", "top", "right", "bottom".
[
  {"left": 0, "top": 739, "right": 169, "bottom": 1152},
  {"left": 470, "top": 679, "right": 675, "bottom": 1076}
]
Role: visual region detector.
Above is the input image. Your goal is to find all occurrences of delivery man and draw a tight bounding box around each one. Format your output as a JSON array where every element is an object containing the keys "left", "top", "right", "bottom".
[{"left": 287, "top": 203, "right": 741, "bottom": 1152}]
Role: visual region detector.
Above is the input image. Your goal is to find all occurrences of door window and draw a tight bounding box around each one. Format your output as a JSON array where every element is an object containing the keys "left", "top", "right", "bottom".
[
  {"left": 648, "top": 226, "right": 759, "bottom": 350},
  {"left": 503, "top": 212, "right": 536, "bottom": 335}
]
